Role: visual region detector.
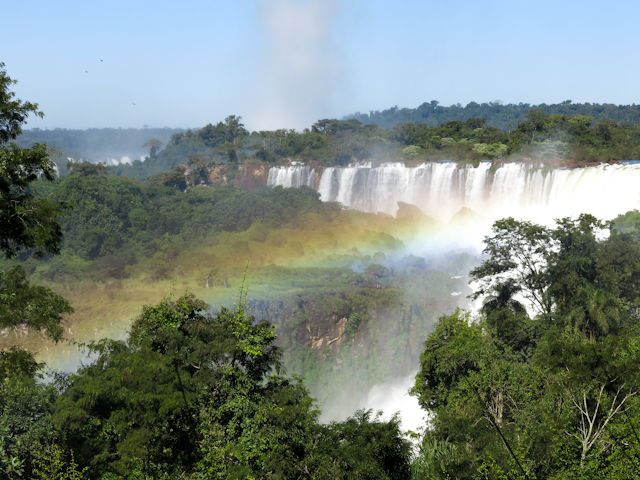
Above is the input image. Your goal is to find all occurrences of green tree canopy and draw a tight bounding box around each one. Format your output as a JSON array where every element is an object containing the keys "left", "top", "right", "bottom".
[
  {"left": 54, "top": 291, "right": 412, "bottom": 479},
  {"left": 0, "top": 63, "right": 73, "bottom": 357},
  {"left": 413, "top": 213, "right": 640, "bottom": 479}
]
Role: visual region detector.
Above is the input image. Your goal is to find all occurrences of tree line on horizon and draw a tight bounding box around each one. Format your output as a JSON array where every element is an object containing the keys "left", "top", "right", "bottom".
[
  {"left": 96, "top": 110, "right": 640, "bottom": 186},
  {"left": 15, "top": 100, "right": 640, "bottom": 185},
  {"left": 345, "top": 99, "right": 640, "bottom": 131}
]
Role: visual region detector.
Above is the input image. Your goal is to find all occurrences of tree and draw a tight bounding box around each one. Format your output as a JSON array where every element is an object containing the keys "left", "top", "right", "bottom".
[
  {"left": 538, "top": 328, "right": 640, "bottom": 471},
  {"left": 414, "top": 214, "right": 640, "bottom": 478},
  {"left": 470, "top": 217, "right": 553, "bottom": 316},
  {"left": 520, "top": 109, "right": 549, "bottom": 142},
  {"left": 200, "top": 115, "right": 247, "bottom": 149},
  {"left": 411, "top": 310, "right": 537, "bottom": 479},
  {"left": 1, "top": 68, "right": 68, "bottom": 258},
  {"left": 53, "top": 287, "right": 413, "bottom": 478},
  {"left": 54, "top": 291, "right": 305, "bottom": 477},
  {"left": 567, "top": 115, "right": 594, "bottom": 141},
  {"left": 594, "top": 119, "right": 617, "bottom": 142},
  {"left": 214, "top": 139, "right": 242, "bottom": 164},
  {"left": 0, "top": 64, "right": 74, "bottom": 478},
  {"left": 65, "top": 160, "right": 108, "bottom": 177},
  {"left": 480, "top": 279, "right": 526, "bottom": 317},
  {"left": 142, "top": 138, "right": 163, "bottom": 159},
  {"left": 0, "top": 63, "right": 73, "bottom": 357}
]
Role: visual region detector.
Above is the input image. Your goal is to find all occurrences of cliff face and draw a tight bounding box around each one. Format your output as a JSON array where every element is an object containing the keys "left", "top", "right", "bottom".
[
  {"left": 249, "top": 275, "right": 463, "bottom": 379},
  {"left": 250, "top": 290, "right": 419, "bottom": 373},
  {"left": 204, "top": 165, "right": 269, "bottom": 191},
  {"left": 244, "top": 280, "right": 468, "bottom": 417}
]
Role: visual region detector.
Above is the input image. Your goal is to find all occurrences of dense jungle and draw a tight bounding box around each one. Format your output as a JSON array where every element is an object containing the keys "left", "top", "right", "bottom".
[{"left": 5, "top": 61, "right": 640, "bottom": 480}]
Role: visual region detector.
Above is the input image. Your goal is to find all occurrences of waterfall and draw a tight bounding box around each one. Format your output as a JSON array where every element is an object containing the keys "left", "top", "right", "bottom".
[
  {"left": 267, "top": 165, "right": 316, "bottom": 188},
  {"left": 270, "top": 162, "right": 640, "bottom": 224}
]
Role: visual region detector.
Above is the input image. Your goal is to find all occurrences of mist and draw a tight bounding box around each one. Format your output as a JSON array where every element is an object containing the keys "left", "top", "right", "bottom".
[{"left": 252, "top": 0, "right": 341, "bottom": 131}]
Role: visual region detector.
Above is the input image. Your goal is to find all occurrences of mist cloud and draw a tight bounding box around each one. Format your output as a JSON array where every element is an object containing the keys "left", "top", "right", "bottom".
[{"left": 253, "top": 0, "right": 340, "bottom": 131}]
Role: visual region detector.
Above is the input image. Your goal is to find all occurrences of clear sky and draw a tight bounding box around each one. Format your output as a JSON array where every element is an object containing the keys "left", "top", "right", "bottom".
[{"left": 4, "top": 0, "right": 640, "bottom": 132}]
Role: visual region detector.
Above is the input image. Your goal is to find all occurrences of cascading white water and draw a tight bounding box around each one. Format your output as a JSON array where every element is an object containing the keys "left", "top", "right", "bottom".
[
  {"left": 106, "top": 156, "right": 133, "bottom": 166},
  {"left": 267, "top": 165, "right": 316, "bottom": 188},
  {"left": 271, "top": 162, "right": 640, "bottom": 224},
  {"left": 317, "top": 162, "right": 493, "bottom": 220}
]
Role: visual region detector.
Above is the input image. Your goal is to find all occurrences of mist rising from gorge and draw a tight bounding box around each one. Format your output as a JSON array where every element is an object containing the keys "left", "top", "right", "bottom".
[{"left": 252, "top": 0, "right": 341, "bottom": 131}]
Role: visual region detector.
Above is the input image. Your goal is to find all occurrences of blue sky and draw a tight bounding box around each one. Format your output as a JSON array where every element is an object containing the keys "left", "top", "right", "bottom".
[{"left": 3, "top": 0, "right": 640, "bottom": 131}]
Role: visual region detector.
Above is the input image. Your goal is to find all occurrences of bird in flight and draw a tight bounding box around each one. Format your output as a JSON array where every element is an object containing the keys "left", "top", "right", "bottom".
[
  {"left": 133, "top": 103, "right": 136, "bottom": 105},
  {"left": 85, "top": 71, "right": 88, "bottom": 73}
]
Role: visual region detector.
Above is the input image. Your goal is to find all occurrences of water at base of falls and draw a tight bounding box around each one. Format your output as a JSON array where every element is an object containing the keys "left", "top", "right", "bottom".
[{"left": 271, "top": 162, "right": 640, "bottom": 225}]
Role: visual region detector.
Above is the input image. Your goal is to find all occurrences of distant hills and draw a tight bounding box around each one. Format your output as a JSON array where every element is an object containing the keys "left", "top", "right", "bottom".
[
  {"left": 344, "top": 100, "right": 640, "bottom": 131},
  {"left": 15, "top": 127, "right": 184, "bottom": 164}
]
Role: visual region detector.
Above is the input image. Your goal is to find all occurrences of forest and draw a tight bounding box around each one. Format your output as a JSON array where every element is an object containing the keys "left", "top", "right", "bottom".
[
  {"left": 15, "top": 100, "right": 640, "bottom": 186},
  {"left": 112, "top": 109, "right": 640, "bottom": 187},
  {"left": 55, "top": 110, "right": 633, "bottom": 186},
  {"left": 412, "top": 213, "right": 640, "bottom": 479},
  {"left": 345, "top": 100, "right": 640, "bottom": 131},
  {"left": 5, "top": 66, "right": 640, "bottom": 479}
]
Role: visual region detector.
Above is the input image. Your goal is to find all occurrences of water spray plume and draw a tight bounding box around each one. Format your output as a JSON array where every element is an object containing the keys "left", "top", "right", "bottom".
[{"left": 254, "top": 0, "right": 339, "bottom": 131}]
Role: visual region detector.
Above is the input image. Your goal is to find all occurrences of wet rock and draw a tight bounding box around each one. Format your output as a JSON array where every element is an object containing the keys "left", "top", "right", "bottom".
[{"left": 396, "top": 201, "right": 426, "bottom": 219}]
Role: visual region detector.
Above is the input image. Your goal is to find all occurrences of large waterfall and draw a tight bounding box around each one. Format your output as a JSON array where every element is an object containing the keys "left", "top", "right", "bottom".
[{"left": 270, "top": 162, "right": 640, "bottom": 224}]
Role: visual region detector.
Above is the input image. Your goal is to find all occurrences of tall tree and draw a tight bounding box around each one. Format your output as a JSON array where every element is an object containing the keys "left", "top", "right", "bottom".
[
  {"left": 142, "top": 138, "right": 162, "bottom": 159},
  {"left": 470, "top": 217, "right": 553, "bottom": 316},
  {"left": 0, "top": 63, "right": 73, "bottom": 373}
]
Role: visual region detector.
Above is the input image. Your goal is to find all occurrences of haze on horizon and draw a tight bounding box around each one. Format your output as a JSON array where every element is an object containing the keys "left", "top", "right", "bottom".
[{"left": 4, "top": 0, "right": 640, "bottom": 132}]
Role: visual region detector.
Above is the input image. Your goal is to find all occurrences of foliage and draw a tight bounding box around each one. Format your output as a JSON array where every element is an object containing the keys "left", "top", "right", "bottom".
[
  {"left": 32, "top": 443, "right": 88, "bottom": 480},
  {"left": 470, "top": 217, "right": 552, "bottom": 315},
  {"left": 143, "top": 139, "right": 162, "bottom": 159},
  {"left": 0, "top": 377, "right": 61, "bottom": 479},
  {"left": 14, "top": 174, "right": 344, "bottom": 291},
  {"left": 346, "top": 99, "right": 640, "bottom": 131},
  {"left": 300, "top": 410, "right": 412, "bottom": 480},
  {"left": 52, "top": 291, "right": 413, "bottom": 479},
  {"left": 0, "top": 65, "right": 69, "bottom": 260},
  {"left": 0, "top": 63, "right": 73, "bottom": 378},
  {"left": 413, "top": 214, "right": 640, "bottom": 478},
  {"left": 0, "top": 266, "right": 72, "bottom": 342}
]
